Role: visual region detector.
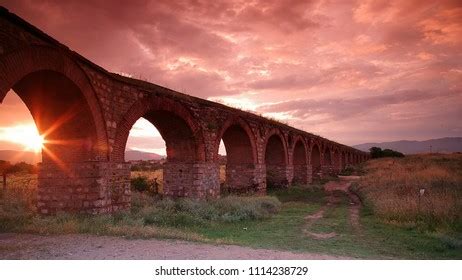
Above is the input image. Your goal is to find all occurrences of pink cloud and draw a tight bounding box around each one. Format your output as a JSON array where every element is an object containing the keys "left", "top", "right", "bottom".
[{"left": 0, "top": 0, "right": 460, "bottom": 147}]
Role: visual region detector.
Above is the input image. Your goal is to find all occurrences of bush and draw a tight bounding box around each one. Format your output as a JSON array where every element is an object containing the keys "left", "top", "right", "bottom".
[
  {"left": 131, "top": 176, "right": 149, "bottom": 192},
  {"left": 140, "top": 195, "right": 281, "bottom": 227},
  {"left": 370, "top": 147, "right": 404, "bottom": 158}
]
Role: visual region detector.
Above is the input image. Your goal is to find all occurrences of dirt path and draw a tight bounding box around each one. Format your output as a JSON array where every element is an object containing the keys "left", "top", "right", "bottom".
[
  {"left": 0, "top": 233, "right": 346, "bottom": 260},
  {"left": 303, "top": 177, "right": 363, "bottom": 239}
]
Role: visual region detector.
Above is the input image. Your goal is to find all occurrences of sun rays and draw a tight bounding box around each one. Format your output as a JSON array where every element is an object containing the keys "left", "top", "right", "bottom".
[{"left": 0, "top": 124, "right": 45, "bottom": 153}]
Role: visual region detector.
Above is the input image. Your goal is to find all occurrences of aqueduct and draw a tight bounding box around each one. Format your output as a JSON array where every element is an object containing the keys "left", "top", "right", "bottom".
[{"left": 0, "top": 7, "right": 369, "bottom": 214}]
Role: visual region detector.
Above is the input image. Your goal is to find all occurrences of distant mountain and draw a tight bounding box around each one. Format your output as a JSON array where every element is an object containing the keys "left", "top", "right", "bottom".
[
  {"left": 0, "top": 150, "right": 41, "bottom": 164},
  {"left": 125, "top": 149, "right": 164, "bottom": 161},
  {"left": 353, "top": 137, "right": 462, "bottom": 154},
  {"left": 0, "top": 149, "right": 164, "bottom": 163}
]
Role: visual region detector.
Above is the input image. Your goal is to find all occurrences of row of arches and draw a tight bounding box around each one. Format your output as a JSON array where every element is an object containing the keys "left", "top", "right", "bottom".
[
  {"left": 115, "top": 98, "right": 366, "bottom": 193},
  {"left": 0, "top": 47, "right": 368, "bottom": 213}
]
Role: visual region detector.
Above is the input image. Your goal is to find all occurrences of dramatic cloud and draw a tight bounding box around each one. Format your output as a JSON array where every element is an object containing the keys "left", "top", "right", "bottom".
[{"left": 0, "top": 0, "right": 461, "bottom": 151}]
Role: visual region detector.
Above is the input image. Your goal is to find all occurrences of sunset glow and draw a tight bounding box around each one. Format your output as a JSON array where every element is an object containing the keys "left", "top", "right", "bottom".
[
  {"left": 0, "top": 0, "right": 461, "bottom": 154},
  {"left": 0, "top": 124, "right": 44, "bottom": 153}
]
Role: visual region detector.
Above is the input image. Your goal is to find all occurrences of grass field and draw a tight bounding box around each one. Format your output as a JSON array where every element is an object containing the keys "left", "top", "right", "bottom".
[
  {"left": 0, "top": 155, "right": 461, "bottom": 259},
  {"left": 355, "top": 154, "right": 462, "bottom": 232}
]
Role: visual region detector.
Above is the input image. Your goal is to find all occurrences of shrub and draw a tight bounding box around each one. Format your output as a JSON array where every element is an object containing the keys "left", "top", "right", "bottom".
[
  {"left": 131, "top": 176, "right": 149, "bottom": 192},
  {"left": 370, "top": 147, "right": 404, "bottom": 158},
  {"left": 140, "top": 195, "right": 281, "bottom": 227}
]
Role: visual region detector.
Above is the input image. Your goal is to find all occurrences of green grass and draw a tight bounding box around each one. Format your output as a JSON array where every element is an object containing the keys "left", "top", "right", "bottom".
[
  {"left": 1, "top": 173, "right": 461, "bottom": 259},
  {"left": 182, "top": 185, "right": 462, "bottom": 259}
]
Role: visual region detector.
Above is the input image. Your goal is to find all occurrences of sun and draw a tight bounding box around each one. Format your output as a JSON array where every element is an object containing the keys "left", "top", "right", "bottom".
[{"left": 0, "top": 124, "right": 45, "bottom": 153}]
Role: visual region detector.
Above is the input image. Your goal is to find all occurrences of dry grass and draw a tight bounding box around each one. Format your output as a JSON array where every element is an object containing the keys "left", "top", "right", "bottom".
[
  {"left": 356, "top": 154, "right": 462, "bottom": 231},
  {"left": 0, "top": 173, "right": 37, "bottom": 230},
  {"left": 131, "top": 167, "right": 225, "bottom": 193},
  {"left": 0, "top": 171, "right": 280, "bottom": 242}
]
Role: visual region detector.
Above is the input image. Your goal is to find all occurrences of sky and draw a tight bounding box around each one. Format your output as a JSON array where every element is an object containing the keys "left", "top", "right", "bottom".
[{"left": 0, "top": 0, "right": 461, "bottom": 155}]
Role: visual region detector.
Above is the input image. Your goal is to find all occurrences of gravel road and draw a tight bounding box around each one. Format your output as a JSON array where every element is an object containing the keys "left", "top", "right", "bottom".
[{"left": 0, "top": 233, "right": 346, "bottom": 260}]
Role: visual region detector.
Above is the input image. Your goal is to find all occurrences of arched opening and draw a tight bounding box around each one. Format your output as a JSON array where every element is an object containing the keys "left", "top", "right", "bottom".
[
  {"left": 219, "top": 124, "right": 256, "bottom": 194},
  {"left": 114, "top": 97, "right": 210, "bottom": 198},
  {"left": 292, "top": 139, "right": 308, "bottom": 185},
  {"left": 265, "top": 133, "right": 288, "bottom": 188},
  {"left": 0, "top": 90, "right": 41, "bottom": 204},
  {"left": 125, "top": 118, "right": 166, "bottom": 195},
  {"left": 8, "top": 70, "right": 100, "bottom": 163},
  {"left": 124, "top": 111, "right": 200, "bottom": 197},
  {"left": 311, "top": 144, "right": 321, "bottom": 179},
  {"left": 324, "top": 147, "right": 332, "bottom": 166},
  {"left": 0, "top": 90, "right": 42, "bottom": 163},
  {"left": 342, "top": 152, "right": 347, "bottom": 169},
  {"left": 0, "top": 69, "right": 107, "bottom": 213}
]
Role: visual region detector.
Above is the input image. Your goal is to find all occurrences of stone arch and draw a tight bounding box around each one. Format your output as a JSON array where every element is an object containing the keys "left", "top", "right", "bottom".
[
  {"left": 263, "top": 129, "right": 288, "bottom": 164},
  {"left": 310, "top": 142, "right": 321, "bottom": 178},
  {"left": 342, "top": 151, "right": 347, "bottom": 169},
  {"left": 0, "top": 46, "right": 114, "bottom": 214},
  {"left": 215, "top": 117, "right": 259, "bottom": 193},
  {"left": 112, "top": 96, "right": 205, "bottom": 163},
  {"left": 112, "top": 95, "right": 208, "bottom": 197},
  {"left": 263, "top": 128, "right": 289, "bottom": 188},
  {"left": 214, "top": 117, "right": 257, "bottom": 163},
  {"left": 292, "top": 136, "right": 308, "bottom": 185},
  {"left": 324, "top": 146, "right": 332, "bottom": 165},
  {"left": 0, "top": 46, "right": 109, "bottom": 161}
]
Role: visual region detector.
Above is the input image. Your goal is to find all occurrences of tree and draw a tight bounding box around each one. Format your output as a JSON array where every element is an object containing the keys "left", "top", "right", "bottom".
[
  {"left": 369, "top": 147, "right": 383, "bottom": 158},
  {"left": 369, "top": 147, "right": 404, "bottom": 158}
]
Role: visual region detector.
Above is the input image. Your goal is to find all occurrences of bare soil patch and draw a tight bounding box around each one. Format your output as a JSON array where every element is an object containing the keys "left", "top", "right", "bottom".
[
  {"left": 303, "top": 177, "right": 363, "bottom": 239},
  {"left": 0, "top": 233, "right": 344, "bottom": 260}
]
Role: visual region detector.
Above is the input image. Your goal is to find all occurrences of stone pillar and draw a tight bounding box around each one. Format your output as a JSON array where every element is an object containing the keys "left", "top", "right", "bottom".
[
  {"left": 37, "top": 161, "right": 131, "bottom": 214},
  {"left": 334, "top": 154, "right": 343, "bottom": 174},
  {"left": 225, "top": 163, "right": 266, "bottom": 194},
  {"left": 307, "top": 164, "right": 313, "bottom": 183},
  {"left": 321, "top": 164, "right": 333, "bottom": 176},
  {"left": 266, "top": 164, "right": 291, "bottom": 188},
  {"left": 293, "top": 164, "right": 310, "bottom": 185},
  {"left": 163, "top": 161, "right": 220, "bottom": 198}
]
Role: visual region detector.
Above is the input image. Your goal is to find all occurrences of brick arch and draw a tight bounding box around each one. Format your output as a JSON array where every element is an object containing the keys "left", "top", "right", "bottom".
[
  {"left": 331, "top": 147, "right": 340, "bottom": 167},
  {"left": 341, "top": 151, "right": 347, "bottom": 169},
  {"left": 262, "top": 128, "right": 289, "bottom": 165},
  {"left": 263, "top": 128, "right": 289, "bottom": 188},
  {"left": 0, "top": 46, "right": 108, "bottom": 160},
  {"left": 310, "top": 142, "right": 322, "bottom": 178},
  {"left": 214, "top": 116, "right": 257, "bottom": 164},
  {"left": 324, "top": 146, "right": 332, "bottom": 165},
  {"left": 112, "top": 96, "right": 205, "bottom": 162},
  {"left": 215, "top": 117, "right": 259, "bottom": 193},
  {"left": 291, "top": 135, "right": 308, "bottom": 165},
  {"left": 292, "top": 136, "right": 309, "bottom": 184}
]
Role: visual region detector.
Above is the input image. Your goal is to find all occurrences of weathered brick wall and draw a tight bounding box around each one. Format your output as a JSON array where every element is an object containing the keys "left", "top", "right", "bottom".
[
  {"left": 266, "top": 165, "right": 291, "bottom": 188},
  {"left": 37, "top": 162, "right": 130, "bottom": 214},
  {"left": 163, "top": 162, "right": 220, "bottom": 198},
  {"left": 225, "top": 164, "right": 259, "bottom": 194},
  {"left": 293, "top": 164, "right": 309, "bottom": 185}
]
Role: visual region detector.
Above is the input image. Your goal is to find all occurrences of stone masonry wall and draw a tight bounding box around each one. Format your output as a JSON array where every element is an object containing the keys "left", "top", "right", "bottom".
[
  {"left": 293, "top": 164, "right": 309, "bottom": 185},
  {"left": 37, "top": 162, "right": 130, "bottom": 214}
]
